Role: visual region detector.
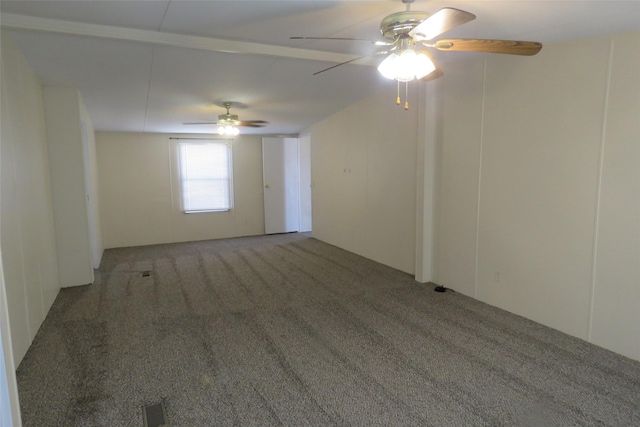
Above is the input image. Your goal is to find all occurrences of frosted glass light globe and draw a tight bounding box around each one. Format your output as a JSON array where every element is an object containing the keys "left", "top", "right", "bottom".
[{"left": 377, "top": 49, "right": 436, "bottom": 81}]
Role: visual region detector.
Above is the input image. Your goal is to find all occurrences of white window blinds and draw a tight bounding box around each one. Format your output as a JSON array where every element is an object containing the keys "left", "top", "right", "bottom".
[{"left": 178, "top": 141, "right": 232, "bottom": 213}]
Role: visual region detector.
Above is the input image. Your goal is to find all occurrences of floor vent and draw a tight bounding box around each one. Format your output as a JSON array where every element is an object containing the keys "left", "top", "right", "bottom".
[
  {"left": 141, "top": 271, "right": 151, "bottom": 277},
  {"left": 142, "top": 401, "right": 168, "bottom": 427}
]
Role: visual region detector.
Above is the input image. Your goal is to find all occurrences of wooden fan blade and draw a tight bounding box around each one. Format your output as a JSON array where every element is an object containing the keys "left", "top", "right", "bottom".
[
  {"left": 421, "top": 67, "right": 444, "bottom": 82},
  {"left": 185, "top": 120, "right": 267, "bottom": 127},
  {"left": 434, "top": 39, "right": 542, "bottom": 55},
  {"left": 237, "top": 122, "right": 267, "bottom": 128},
  {"left": 409, "top": 8, "right": 476, "bottom": 41},
  {"left": 414, "top": 55, "right": 444, "bottom": 82}
]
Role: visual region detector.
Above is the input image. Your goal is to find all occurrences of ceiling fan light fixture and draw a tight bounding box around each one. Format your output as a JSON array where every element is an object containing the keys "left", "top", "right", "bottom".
[
  {"left": 217, "top": 123, "right": 239, "bottom": 136},
  {"left": 185, "top": 101, "right": 267, "bottom": 131},
  {"left": 377, "top": 52, "right": 400, "bottom": 79},
  {"left": 414, "top": 52, "right": 436, "bottom": 79},
  {"left": 377, "top": 49, "right": 435, "bottom": 82}
]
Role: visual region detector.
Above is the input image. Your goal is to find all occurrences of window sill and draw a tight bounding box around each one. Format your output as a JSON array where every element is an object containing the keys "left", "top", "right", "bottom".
[{"left": 183, "top": 209, "right": 231, "bottom": 214}]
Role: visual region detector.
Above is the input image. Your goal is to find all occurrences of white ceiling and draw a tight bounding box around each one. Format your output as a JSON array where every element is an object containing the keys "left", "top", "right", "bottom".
[{"left": 2, "top": 1, "right": 639, "bottom": 135}]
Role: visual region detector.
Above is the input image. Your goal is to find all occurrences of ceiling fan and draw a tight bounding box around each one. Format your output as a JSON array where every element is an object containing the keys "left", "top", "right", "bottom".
[
  {"left": 292, "top": 0, "right": 542, "bottom": 108},
  {"left": 184, "top": 102, "right": 268, "bottom": 136}
]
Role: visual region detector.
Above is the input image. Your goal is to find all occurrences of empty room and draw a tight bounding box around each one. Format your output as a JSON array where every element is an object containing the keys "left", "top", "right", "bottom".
[{"left": 1, "top": 1, "right": 639, "bottom": 425}]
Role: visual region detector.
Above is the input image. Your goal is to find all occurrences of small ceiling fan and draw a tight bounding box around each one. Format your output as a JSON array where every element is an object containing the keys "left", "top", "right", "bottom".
[
  {"left": 184, "top": 102, "right": 268, "bottom": 135},
  {"left": 292, "top": 0, "right": 542, "bottom": 108}
]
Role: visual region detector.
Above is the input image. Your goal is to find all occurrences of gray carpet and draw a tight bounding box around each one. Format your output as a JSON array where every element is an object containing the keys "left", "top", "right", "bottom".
[{"left": 17, "top": 233, "right": 640, "bottom": 426}]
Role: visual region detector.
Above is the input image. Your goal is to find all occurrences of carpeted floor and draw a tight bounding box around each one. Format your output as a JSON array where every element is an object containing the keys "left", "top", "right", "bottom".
[{"left": 17, "top": 233, "right": 640, "bottom": 426}]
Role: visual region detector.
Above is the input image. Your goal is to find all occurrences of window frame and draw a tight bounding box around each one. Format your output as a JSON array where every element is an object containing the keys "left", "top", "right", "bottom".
[{"left": 177, "top": 139, "right": 234, "bottom": 214}]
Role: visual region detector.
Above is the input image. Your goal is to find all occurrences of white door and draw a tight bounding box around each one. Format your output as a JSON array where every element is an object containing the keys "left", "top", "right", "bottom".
[
  {"left": 298, "top": 135, "right": 312, "bottom": 232},
  {"left": 262, "top": 137, "right": 300, "bottom": 234}
]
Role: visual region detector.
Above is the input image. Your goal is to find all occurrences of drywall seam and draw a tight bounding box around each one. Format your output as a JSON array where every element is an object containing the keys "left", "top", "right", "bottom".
[
  {"left": 587, "top": 39, "right": 614, "bottom": 341},
  {"left": 474, "top": 59, "right": 488, "bottom": 299},
  {"left": 142, "top": 46, "right": 156, "bottom": 133}
]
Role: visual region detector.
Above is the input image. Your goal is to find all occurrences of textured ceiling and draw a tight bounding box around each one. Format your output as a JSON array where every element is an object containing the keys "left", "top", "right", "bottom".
[{"left": 2, "top": 1, "right": 639, "bottom": 135}]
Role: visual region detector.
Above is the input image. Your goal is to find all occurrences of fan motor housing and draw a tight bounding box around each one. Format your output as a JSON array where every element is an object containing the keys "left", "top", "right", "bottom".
[
  {"left": 218, "top": 113, "right": 239, "bottom": 123},
  {"left": 380, "top": 11, "right": 430, "bottom": 40}
]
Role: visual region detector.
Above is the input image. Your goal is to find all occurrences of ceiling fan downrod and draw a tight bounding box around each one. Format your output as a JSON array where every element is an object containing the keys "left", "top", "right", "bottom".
[{"left": 402, "top": 0, "right": 414, "bottom": 11}]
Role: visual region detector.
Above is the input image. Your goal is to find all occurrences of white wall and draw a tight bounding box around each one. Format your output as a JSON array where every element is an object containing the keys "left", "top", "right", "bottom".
[
  {"left": 590, "top": 33, "right": 640, "bottom": 360},
  {"left": 0, "top": 30, "right": 62, "bottom": 420},
  {"left": 97, "top": 133, "right": 265, "bottom": 248},
  {"left": 44, "top": 87, "right": 100, "bottom": 287},
  {"left": 306, "top": 87, "right": 419, "bottom": 274},
  {"left": 1, "top": 30, "right": 61, "bottom": 364},
  {"left": 434, "top": 32, "right": 640, "bottom": 361}
]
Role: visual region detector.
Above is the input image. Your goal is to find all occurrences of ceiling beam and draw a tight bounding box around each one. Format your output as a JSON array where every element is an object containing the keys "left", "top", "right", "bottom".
[{"left": 1, "top": 13, "right": 375, "bottom": 66}]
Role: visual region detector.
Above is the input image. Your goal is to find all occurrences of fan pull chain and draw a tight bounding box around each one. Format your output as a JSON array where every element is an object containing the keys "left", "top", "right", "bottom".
[
  {"left": 395, "top": 80, "right": 410, "bottom": 110},
  {"left": 404, "top": 81, "right": 409, "bottom": 110}
]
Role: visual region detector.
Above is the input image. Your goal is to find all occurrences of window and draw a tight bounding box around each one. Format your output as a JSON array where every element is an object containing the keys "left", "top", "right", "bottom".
[{"left": 178, "top": 140, "right": 233, "bottom": 213}]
